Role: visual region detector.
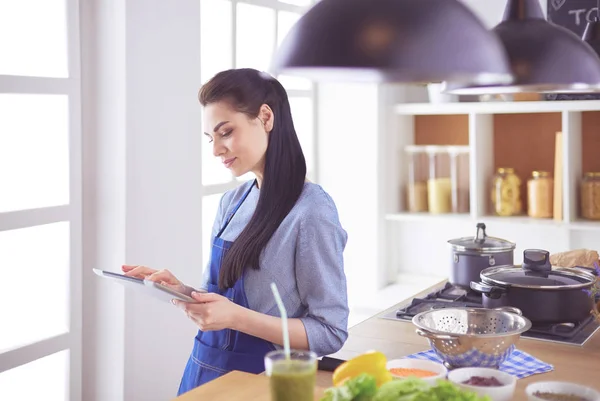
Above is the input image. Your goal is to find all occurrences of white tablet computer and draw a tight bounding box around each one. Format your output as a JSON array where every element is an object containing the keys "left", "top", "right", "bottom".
[{"left": 93, "top": 268, "right": 199, "bottom": 303}]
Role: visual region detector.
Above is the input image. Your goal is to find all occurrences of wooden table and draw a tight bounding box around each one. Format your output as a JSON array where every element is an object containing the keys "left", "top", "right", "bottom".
[{"left": 174, "top": 281, "right": 600, "bottom": 400}]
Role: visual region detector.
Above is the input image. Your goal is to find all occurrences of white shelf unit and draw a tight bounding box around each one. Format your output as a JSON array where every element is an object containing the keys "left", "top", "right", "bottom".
[
  {"left": 389, "top": 101, "right": 600, "bottom": 230},
  {"left": 393, "top": 100, "right": 600, "bottom": 115},
  {"left": 383, "top": 99, "right": 600, "bottom": 280}
]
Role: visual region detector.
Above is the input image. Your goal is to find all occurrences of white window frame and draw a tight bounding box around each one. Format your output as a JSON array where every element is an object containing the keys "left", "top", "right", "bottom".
[
  {"left": 201, "top": 0, "right": 319, "bottom": 198},
  {"left": 0, "top": 0, "right": 82, "bottom": 399}
]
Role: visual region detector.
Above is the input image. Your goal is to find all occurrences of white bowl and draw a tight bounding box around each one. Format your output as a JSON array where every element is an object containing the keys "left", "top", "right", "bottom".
[
  {"left": 526, "top": 381, "right": 600, "bottom": 401},
  {"left": 447, "top": 367, "right": 517, "bottom": 401},
  {"left": 386, "top": 359, "right": 447, "bottom": 386}
]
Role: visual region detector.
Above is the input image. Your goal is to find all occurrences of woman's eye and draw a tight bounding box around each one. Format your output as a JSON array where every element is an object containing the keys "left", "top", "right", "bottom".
[{"left": 206, "top": 130, "right": 231, "bottom": 144}]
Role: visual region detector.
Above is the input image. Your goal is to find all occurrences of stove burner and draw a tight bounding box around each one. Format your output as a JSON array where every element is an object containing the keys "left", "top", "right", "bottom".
[
  {"left": 395, "top": 298, "right": 482, "bottom": 320},
  {"left": 526, "top": 315, "right": 595, "bottom": 339},
  {"left": 386, "top": 283, "right": 600, "bottom": 346},
  {"left": 431, "top": 282, "right": 483, "bottom": 303}
]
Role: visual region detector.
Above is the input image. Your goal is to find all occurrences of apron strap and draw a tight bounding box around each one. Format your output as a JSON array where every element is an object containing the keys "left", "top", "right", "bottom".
[{"left": 216, "top": 180, "right": 256, "bottom": 238}]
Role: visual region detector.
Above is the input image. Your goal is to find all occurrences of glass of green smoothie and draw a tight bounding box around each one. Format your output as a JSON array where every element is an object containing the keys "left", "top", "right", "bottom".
[{"left": 264, "top": 350, "right": 317, "bottom": 401}]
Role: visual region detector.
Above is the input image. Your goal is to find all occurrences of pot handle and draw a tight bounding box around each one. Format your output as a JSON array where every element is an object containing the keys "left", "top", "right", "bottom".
[
  {"left": 416, "top": 328, "right": 461, "bottom": 342},
  {"left": 474, "top": 223, "right": 487, "bottom": 244},
  {"left": 493, "top": 306, "right": 523, "bottom": 316},
  {"left": 522, "top": 249, "right": 551, "bottom": 273},
  {"left": 470, "top": 281, "right": 507, "bottom": 299}
]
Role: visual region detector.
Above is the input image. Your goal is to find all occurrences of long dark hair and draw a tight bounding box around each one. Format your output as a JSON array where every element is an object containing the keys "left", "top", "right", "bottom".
[{"left": 199, "top": 68, "right": 307, "bottom": 289}]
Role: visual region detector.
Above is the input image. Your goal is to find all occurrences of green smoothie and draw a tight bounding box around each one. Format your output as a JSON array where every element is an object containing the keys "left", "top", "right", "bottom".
[{"left": 269, "top": 359, "right": 317, "bottom": 401}]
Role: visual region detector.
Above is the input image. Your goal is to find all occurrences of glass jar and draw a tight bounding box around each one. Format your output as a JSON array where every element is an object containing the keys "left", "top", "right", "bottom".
[
  {"left": 527, "top": 171, "right": 554, "bottom": 218},
  {"left": 405, "top": 145, "right": 429, "bottom": 212},
  {"left": 426, "top": 146, "right": 452, "bottom": 214},
  {"left": 581, "top": 172, "right": 600, "bottom": 220},
  {"left": 448, "top": 146, "right": 470, "bottom": 214},
  {"left": 491, "top": 167, "right": 522, "bottom": 216}
]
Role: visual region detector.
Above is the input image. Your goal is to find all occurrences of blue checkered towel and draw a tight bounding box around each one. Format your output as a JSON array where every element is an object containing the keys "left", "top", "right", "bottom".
[{"left": 404, "top": 348, "right": 553, "bottom": 379}]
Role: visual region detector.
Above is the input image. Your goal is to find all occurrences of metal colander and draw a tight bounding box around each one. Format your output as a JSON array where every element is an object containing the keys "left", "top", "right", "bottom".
[{"left": 412, "top": 307, "right": 532, "bottom": 369}]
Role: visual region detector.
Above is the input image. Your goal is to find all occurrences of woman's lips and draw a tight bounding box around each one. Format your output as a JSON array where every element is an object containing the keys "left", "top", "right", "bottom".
[{"left": 223, "top": 157, "right": 236, "bottom": 168}]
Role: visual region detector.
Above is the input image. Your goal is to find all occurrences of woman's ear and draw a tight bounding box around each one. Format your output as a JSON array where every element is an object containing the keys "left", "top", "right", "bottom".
[{"left": 259, "top": 104, "right": 274, "bottom": 133}]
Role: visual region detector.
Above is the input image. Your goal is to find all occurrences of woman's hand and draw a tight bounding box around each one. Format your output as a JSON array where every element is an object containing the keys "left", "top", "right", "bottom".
[
  {"left": 174, "top": 292, "right": 244, "bottom": 332},
  {"left": 122, "top": 264, "right": 187, "bottom": 295}
]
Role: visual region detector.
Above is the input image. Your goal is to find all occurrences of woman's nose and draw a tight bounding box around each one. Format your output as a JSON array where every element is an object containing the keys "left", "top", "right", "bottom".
[{"left": 212, "top": 139, "right": 225, "bottom": 157}]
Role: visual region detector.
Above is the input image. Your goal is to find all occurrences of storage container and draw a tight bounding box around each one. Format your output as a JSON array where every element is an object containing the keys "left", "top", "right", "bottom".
[
  {"left": 405, "top": 145, "right": 429, "bottom": 212},
  {"left": 527, "top": 170, "right": 553, "bottom": 218},
  {"left": 581, "top": 172, "right": 600, "bottom": 220},
  {"left": 426, "top": 146, "right": 452, "bottom": 214},
  {"left": 491, "top": 168, "right": 522, "bottom": 216},
  {"left": 448, "top": 146, "right": 470, "bottom": 214}
]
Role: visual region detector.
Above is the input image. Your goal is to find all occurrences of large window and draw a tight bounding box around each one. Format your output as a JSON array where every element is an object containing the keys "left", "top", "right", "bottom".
[
  {"left": 200, "top": 0, "right": 317, "bottom": 268},
  {"left": 0, "top": 1, "right": 82, "bottom": 400}
]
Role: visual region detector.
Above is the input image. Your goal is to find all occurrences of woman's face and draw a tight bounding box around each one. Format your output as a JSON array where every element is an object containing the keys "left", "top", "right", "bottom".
[{"left": 203, "top": 101, "right": 273, "bottom": 179}]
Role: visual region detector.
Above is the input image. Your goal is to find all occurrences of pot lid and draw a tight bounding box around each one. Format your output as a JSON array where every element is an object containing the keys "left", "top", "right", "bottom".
[
  {"left": 481, "top": 249, "right": 596, "bottom": 289},
  {"left": 448, "top": 223, "right": 516, "bottom": 253}
]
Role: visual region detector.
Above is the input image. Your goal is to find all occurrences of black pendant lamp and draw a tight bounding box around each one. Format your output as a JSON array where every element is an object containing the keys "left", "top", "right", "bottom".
[
  {"left": 443, "top": 0, "right": 600, "bottom": 94},
  {"left": 270, "top": 0, "right": 513, "bottom": 86}
]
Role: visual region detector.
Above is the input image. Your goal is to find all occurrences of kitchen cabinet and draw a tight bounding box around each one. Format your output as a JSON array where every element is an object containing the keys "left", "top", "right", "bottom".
[{"left": 382, "top": 96, "right": 600, "bottom": 278}]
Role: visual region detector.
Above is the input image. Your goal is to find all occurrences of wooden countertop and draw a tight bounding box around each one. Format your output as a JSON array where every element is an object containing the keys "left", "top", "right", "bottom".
[{"left": 174, "top": 281, "right": 600, "bottom": 400}]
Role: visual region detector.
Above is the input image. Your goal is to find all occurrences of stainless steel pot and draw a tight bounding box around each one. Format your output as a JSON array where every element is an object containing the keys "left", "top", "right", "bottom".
[
  {"left": 471, "top": 249, "right": 596, "bottom": 324},
  {"left": 448, "top": 223, "right": 516, "bottom": 288}
]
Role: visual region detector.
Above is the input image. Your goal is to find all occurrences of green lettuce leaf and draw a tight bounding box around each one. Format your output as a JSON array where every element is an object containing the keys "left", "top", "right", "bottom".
[
  {"left": 320, "top": 374, "right": 378, "bottom": 401},
  {"left": 372, "top": 378, "right": 429, "bottom": 401},
  {"left": 412, "top": 380, "right": 491, "bottom": 401},
  {"left": 320, "top": 375, "right": 492, "bottom": 401}
]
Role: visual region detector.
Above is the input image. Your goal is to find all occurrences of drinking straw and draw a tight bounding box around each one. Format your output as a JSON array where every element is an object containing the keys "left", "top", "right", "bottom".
[{"left": 270, "top": 282, "right": 290, "bottom": 360}]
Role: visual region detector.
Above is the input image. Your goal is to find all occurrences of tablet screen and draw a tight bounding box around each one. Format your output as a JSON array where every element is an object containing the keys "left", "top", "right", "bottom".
[
  {"left": 100, "top": 270, "right": 145, "bottom": 284},
  {"left": 93, "top": 268, "right": 195, "bottom": 303}
]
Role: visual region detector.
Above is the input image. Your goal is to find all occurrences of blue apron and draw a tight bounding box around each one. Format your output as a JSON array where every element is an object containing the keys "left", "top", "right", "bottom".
[{"left": 177, "top": 181, "right": 276, "bottom": 395}]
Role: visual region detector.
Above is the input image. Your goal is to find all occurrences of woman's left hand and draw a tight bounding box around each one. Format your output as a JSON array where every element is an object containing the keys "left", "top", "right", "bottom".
[{"left": 174, "top": 292, "right": 243, "bottom": 331}]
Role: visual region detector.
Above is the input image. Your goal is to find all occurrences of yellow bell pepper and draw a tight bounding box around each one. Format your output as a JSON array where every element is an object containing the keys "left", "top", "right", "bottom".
[{"left": 332, "top": 350, "right": 393, "bottom": 387}]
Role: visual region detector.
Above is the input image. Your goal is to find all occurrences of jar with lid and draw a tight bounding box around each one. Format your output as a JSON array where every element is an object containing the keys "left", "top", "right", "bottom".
[
  {"left": 405, "top": 145, "right": 429, "bottom": 212},
  {"left": 426, "top": 146, "right": 452, "bottom": 214},
  {"left": 448, "top": 146, "right": 470, "bottom": 214},
  {"left": 581, "top": 172, "right": 600, "bottom": 220},
  {"left": 527, "top": 171, "right": 554, "bottom": 218},
  {"left": 491, "top": 167, "right": 522, "bottom": 216}
]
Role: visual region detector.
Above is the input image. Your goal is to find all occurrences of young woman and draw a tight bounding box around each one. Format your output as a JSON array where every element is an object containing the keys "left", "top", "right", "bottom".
[{"left": 122, "top": 68, "right": 349, "bottom": 395}]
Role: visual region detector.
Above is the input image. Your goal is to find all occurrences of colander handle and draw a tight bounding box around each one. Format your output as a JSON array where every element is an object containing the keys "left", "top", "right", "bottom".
[
  {"left": 416, "top": 328, "right": 460, "bottom": 342},
  {"left": 493, "top": 306, "right": 523, "bottom": 316}
]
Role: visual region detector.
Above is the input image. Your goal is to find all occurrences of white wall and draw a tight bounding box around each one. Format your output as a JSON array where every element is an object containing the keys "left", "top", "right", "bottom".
[
  {"left": 389, "top": 220, "right": 571, "bottom": 279},
  {"left": 316, "top": 83, "right": 384, "bottom": 298},
  {"left": 81, "top": 0, "right": 126, "bottom": 398},
  {"left": 82, "top": 1, "right": 202, "bottom": 400},
  {"left": 316, "top": 83, "right": 417, "bottom": 296}
]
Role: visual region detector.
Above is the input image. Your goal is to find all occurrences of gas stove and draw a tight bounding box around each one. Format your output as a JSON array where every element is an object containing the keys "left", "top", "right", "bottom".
[{"left": 382, "top": 282, "right": 600, "bottom": 346}]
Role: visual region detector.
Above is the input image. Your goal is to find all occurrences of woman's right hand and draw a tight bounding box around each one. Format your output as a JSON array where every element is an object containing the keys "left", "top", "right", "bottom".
[{"left": 122, "top": 265, "right": 188, "bottom": 295}]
